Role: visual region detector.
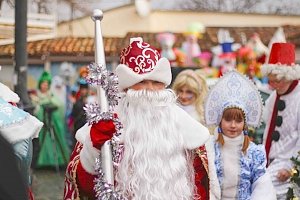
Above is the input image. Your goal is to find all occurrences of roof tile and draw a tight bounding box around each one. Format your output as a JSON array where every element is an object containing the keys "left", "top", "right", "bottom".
[{"left": 1, "top": 26, "right": 300, "bottom": 59}]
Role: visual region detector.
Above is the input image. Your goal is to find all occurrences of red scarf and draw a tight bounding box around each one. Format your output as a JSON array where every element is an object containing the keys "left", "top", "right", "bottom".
[{"left": 265, "top": 80, "right": 298, "bottom": 165}]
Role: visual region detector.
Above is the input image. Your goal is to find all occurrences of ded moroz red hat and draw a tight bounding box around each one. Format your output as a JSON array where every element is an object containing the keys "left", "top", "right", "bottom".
[
  {"left": 261, "top": 42, "right": 300, "bottom": 80},
  {"left": 116, "top": 37, "right": 172, "bottom": 91}
]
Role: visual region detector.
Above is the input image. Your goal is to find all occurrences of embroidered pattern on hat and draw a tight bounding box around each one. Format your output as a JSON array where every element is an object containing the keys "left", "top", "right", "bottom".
[
  {"left": 204, "top": 70, "right": 263, "bottom": 128},
  {"left": 120, "top": 40, "right": 161, "bottom": 74}
]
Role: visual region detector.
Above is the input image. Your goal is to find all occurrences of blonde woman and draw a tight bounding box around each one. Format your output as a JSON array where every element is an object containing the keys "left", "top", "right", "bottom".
[
  {"left": 172, "top": 69, "right": 220, "bottom": 200},
  {"left": 172, "top": 69, "right": 208, "bottom": 124}
]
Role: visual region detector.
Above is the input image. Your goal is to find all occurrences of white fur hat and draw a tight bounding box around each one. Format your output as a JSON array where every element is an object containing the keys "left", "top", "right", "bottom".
[{"left": 116, "top": 37, "right": 172, "bottom": 91}]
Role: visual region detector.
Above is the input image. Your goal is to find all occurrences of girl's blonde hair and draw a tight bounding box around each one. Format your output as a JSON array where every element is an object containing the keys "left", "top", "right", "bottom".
[
  {"left": 217, "top": 107, "right": 250, "bottom": 154},
  {"left": 172, "top": 70, "right": 208, "bottom": 124}
]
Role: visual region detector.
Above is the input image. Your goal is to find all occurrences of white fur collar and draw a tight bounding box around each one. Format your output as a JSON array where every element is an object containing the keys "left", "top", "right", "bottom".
[
  {"left": 75, "top": 123, "right": 91, "bottom": 144},
  {"left": 75, "top": 106, "right": 210, "bottom": 151},
  {"left": 205, "top": 136, "right": 221, "bottom": 200},
  {"left": 173, "top": 105, "right": 209, "bottom": 149}
]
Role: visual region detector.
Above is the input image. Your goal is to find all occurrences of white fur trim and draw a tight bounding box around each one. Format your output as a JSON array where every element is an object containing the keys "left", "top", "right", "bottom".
[
  {"left": 79, "top": 129, "right": 100, "bottom": 175},
  {"left": 250, "top": 172, "right": 277, "bottom": 200},
  {"left": 0, "top": 82, "right": 20, "bottom": 103},
  {"left": 174, "top": 105, "right": 209, "bottom": 149},
  {"left": 261, "top": 63, "right": 300, "bottom": 80},
  {"left": 130, "top": 37, "right": 143, "bottom": 44},
  {"left": 205, "top": 136, "right": 221, "bottom": 200},
  {"left": 1, "top": 114, "right": 43, "bottom": 144},
  {"left": 116, "top": 57, "right": 172, "bottom": 91},
  {"left": 75, "top": 123, "right": 91, "bottom": 144}
]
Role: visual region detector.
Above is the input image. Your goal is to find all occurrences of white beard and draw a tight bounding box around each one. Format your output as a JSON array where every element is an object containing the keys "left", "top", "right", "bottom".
[{"left": 115, "top": 89, "right": 195, "bottom": 200}]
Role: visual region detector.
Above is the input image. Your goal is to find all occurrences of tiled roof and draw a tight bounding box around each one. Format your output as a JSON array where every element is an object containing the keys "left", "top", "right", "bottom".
[
  {"left": 1, "top": 25, "right": 300, "bottom": 59},
  {"left": 0, "top": 37, "right": 123, "bottom": 58}
]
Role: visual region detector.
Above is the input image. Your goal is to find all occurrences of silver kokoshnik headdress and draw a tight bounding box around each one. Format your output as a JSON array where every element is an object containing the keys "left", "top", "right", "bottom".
[{"left": 204, "top": 70, "right": 263, "bottom": 128}]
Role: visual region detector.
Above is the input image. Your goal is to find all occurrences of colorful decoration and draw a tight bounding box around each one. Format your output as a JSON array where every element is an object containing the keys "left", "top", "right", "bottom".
[
  {"left": 193, "top": 51, "right": 219, "bottom": 78},
  {"left": 246, "top": 33, "right": 268, "bottom": 64},
  {"left": 211, "top": 29, "right": 240, "bottom": 77},
  {"left": 218, "top": 43, "right": 237, "bottom": 76},
  {"left": 236, "top": 46, "right": 263, "bottom": 80},
  {"left": 156, "top": 32, "right": 179, "bottom": 67},
  {"left": 181, "top": 22, "right": 205, "bottom": 67}
]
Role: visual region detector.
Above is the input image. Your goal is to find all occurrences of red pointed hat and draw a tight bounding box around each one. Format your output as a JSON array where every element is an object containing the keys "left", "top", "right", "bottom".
[
  {"left": 261, "top": 42, "right": 300, "bottom": 80},
  {"left": 116, "top": 37, "right": 171, "bottom": 91}
]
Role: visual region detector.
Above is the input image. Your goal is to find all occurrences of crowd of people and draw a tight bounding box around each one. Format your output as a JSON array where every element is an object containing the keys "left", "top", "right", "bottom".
[
  {"left": 0, "top": 36, "right": 299, "bottom": 200},
  {"left": 63, "top": 38, "right": 298, "bottom": 200}
]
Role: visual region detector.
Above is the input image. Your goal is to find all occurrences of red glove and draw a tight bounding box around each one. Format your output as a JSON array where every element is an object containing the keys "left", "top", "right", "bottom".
[{"left": 90, "top": 120, "right": 116, "bottom": 149}]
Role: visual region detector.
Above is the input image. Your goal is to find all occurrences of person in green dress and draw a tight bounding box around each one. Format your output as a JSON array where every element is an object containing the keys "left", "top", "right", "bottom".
[{"left": 31, "top": 71, "right": 70, "bottom": 168}]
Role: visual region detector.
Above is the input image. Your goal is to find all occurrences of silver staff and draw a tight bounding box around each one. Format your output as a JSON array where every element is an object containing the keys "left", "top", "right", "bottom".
[{"left": 92, "top": 9, "right": 114, "bottom": 186}]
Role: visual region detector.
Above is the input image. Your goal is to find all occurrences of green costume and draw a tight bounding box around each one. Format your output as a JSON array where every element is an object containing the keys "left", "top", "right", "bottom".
[{"left": 33, "top": 71, "right": 70, "bottom": 167}]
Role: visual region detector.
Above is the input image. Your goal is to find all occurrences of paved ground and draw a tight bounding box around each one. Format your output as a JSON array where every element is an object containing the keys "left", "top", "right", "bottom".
[{"left": 32, "top": 168, "right": 65, "bottom": 200}]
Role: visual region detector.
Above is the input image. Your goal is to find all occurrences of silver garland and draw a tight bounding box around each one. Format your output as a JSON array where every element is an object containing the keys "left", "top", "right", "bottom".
[
  {"left": 111, "top": 118, "right": 124, "bottom": 169},
  {"left": 84, "top": 103, "right": 113, "bottom": 125},
  {"left": 94, "top": 157, "right": 126, "bottom": 200},
  {"left": 86, "top": 62, "right": 120, "bottom": 108},
  {"left": 84, "top": 62, "right": 126, "bottom": 200},
  {"left": 92, "top": 115, "right": 126, "bottom": 200}
]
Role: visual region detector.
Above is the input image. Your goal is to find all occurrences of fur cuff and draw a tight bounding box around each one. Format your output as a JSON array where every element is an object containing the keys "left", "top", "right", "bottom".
[
  {"left": 79, "top": 132, "right": 100, "bottom": 175},
  {"left": 75, "top": 123, "right": 91, "bottom": 144},
  {"left": 205, "top": 136, "right": 221, "bottom": 200},
  {"left": 1, "top": 114, "right": 43, "bottom": 144},
  {"left": 250, "top": 172, "right": 277, "bottom": 199}
]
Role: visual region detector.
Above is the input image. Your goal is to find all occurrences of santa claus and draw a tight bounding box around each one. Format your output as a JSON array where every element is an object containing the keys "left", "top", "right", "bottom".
[{"left": 64, "top": 37, "right": 210, "bottom": 200}]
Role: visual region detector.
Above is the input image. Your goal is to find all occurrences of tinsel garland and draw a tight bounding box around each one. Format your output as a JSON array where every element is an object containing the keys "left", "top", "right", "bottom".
[
  {"left": 86, "top": 62, "right": 120, "bottom": 108},
  {"left": 84, "top": 62, "right": 126, "bottom": 200},
  {"left": 94, "top": 157, "right": 126, "bottom": 200}
]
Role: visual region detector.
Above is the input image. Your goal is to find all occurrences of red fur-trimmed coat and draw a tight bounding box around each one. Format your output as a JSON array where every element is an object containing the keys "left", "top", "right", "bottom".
[{"left": 64, "top": 143, "right": 209, "bottom": 200}]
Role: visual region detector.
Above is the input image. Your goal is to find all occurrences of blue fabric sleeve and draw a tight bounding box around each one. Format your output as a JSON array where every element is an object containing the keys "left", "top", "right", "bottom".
[{"left": 251, "top": 144, "right": 267, "bottom": 184}]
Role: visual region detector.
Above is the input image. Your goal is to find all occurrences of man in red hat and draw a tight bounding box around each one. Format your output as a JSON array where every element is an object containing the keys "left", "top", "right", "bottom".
[
  {"left": 261, "top": 42, "right": 300, "bottom": 199},
  {"left": 64, "top": 37, "right": 210, "bottom": 200}
]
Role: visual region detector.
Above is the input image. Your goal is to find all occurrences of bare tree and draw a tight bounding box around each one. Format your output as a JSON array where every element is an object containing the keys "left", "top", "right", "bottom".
[
  {"left": 265, "top": 0, "right": 300, "bottom": 15},
  {"left": 231, "top": 0, "right": 263, "bottom": 12},
  {"left": 179, "top": 0, "right": 263, "bottom": 12},
  {"left": 0, "top": 0, "right": 14, "bottom": 10},
  {"left": 32, "top": 0, "right": 52, "bottom": 14},
  {"left": 178, "top": 0, "right": 300, "bottom": 15}
]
